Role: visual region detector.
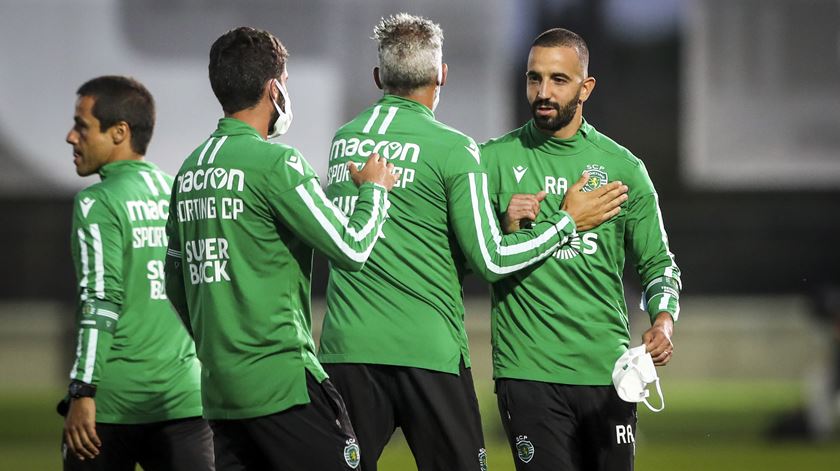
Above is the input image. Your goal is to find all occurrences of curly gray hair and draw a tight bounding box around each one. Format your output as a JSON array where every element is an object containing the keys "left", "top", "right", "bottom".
[{"left": 373, "top": 13, "right": 443, "bottom": 95}]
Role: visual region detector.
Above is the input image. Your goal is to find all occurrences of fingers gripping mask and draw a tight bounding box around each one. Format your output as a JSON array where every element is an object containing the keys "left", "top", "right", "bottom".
[
  {"left": 612, "top": 345, "right": 665, "bottom": 412},
  {"left": 268, "top": 79, "right": 293, "bottom": 139}
]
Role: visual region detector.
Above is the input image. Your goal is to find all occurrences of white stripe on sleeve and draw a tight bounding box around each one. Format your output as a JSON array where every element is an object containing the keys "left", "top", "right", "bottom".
[
  {"left": 77, "top": 228, "right": 89, "bottom": 301},
  {"left": 467, "top": 173, "right": 563, "bottom": 275},
  {"left": 295, "top": 182, "right": 382, "bottom": 263},
  {"left": 89, "top": 224, "right": 105, "bottom": 300},
  {"left": 82, "top": 329, "right": 98, "bottom": 383}
]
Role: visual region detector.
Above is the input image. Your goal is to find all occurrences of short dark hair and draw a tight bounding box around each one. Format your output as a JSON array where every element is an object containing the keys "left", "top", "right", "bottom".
[
  {"left": 532, "top": 28, "right": 590, "bottom": 75},
  {"left": 77, "top": 76, "right": 155, "bottom": 155},
  {"left": 209, "top": 27, "right": 288, "bottom": 114}
]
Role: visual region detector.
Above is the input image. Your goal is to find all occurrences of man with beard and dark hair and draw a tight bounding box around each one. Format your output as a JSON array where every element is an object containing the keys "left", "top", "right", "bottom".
[{"left": 480, "top": 28, "right": 682, "bottom": 471}]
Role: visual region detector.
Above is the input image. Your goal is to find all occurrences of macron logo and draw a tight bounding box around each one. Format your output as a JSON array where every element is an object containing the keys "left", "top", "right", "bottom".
[
  {"left": 80, "top": 197, "right": 96, "bottom": 218},
  {"left": 286, "top": 154, "right": 304, "bottom": 175},
  {"left": 464, "top": 143, "right": 481, "bottom": 165},
  {"left": 513, "top": 166, "right": 528, "bottom": 183}
]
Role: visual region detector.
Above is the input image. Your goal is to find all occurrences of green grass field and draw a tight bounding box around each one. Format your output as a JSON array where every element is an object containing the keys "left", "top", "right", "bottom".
[{"left": 3, "top": 380, "right": 837, "bottom": 470}]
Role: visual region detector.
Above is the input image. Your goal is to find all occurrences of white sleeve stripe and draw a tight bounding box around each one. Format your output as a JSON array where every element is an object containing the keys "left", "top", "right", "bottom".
[
  {"left": 207, "top": 135, "right": 228, "bottom": 164},
  {"left": 167, "top": 248, "right": 182, "bottom": 258},
  {"left": 89, "top": 224, "right": 105, "bottom": 300},
  {"left": 139, "top": 171, "right": 160, "bottom": 196},
  {"left": 362, "top": 106, "right": 382, "bottom": 134},
  {"left": 69, "top": 329, "right": 83, "bottom": 380},
  {"left": 153, "top": 171, "right": 171, "bottom": 194},
  {"left": 476, "top": 173, "right": 566, "bottom": 256},
  {"left": 468, "top": 173, "right": 561, "bottom": 275},
  {"left": 653, "top": 193, "right": 680, "bottom": 289},
  {"left": 658, "top": 293, "right": 672, "bottom": 311},
  {"left": 196, "top": 137, "right": 215, "bottom": 166},
  {"left": 295, "top": 184, "right": 382, "bottom": 263},
  {"left": 96, "top": 309, "right": 119, "bottom": 321},
  {"left": 82, "top": 329, "right": 98, "bottom": 383},
  {"left": 377, "top": 106, "right": 398, "bottom": 134},
  {"left": 77, "top": 229, "right": 89, "bottom": 301},
  {"left": 308, "top": 180, "right": 381, "bottom": 242}
]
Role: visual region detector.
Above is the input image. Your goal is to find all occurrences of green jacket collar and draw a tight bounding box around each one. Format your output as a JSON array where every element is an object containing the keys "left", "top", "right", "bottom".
[
  {"left": 525, "top": 118, "right": 594, "bottom": 155},
  {"left": 377, "top": 95, "right": 435, "bottom": 119},
  {"left": 99, "top": 159, "right": 158, "bottom": 180},
  {"left": 212, "top": 117, "right": 263, "bottom": 139}
]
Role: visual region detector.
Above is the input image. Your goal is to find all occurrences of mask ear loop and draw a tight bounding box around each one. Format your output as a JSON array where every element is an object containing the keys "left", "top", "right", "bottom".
[
  {"left": 274, "top": 79, "right": 291, "bottom": 115},
  {"left": 642, "top": 378, "right": 665, "bottom": 412}
]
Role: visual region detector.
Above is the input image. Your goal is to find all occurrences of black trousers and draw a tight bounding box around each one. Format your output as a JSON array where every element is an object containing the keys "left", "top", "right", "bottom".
[
  {"left": 496, "top": 379, "right": 637, "bottom": 471},
  {"left": 325, "top": 360, "right": 486, "bottom": 471},
  {"left": 61, "top": 416, "right": 214, "bottom": 471},
  {"left": 210, "top": 372, "right": 359, "bottom": 471}
]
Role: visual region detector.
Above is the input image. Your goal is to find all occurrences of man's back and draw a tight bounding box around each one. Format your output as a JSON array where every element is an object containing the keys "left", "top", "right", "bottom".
[
  {"left": 71, "top": 160, "right": 202, "bottom": 423},
  {"left": 167, "top": 118, "right": 332, "bottom": 420},
  {"left": 319, "top": 95, "right": 479, "bottom": 373}
]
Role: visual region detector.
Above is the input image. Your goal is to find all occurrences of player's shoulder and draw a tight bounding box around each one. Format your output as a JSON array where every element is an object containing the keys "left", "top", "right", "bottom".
[
  {"left": 73, "top": 182, "right": 116, "bottom": 221},
  {"left": 429, "top": 120, "right": 475, "bottom": 146},
  {"left": 427, "top": 120, "right": 484, "bottom": 167},
  {"left": 480, "top": 123, "right": 528, "bottom": 152},
  {"left": 583, "top": 123, "right": 642, "bottom": 168}
]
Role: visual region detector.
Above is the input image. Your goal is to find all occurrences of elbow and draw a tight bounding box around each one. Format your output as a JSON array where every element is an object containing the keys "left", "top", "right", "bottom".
[{"left": 474, "top": 264, "right": 507, "bottom": 284}]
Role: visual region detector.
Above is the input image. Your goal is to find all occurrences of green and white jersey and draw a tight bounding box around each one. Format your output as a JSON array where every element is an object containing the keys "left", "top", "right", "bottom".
[
  {"left": 318, "top": 95, "right": 576, "bottom": 374},
  {"left": 69, "top": 160, "right": 202, "bottom": 424},
  {"left": 482, "top": 119, "right": 682, "bottom": 385},
  {"left": 165, "top": 118, "right": 388, "bottom": 420}
]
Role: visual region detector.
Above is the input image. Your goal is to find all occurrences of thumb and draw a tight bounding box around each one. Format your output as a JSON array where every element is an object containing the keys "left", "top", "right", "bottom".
[
  {"left": 347, "top": 161, "right": 359, "bottom": 175},
  {"left": 570, "top": 172, "right": 589, "bottom": 192},
  {"left": 534, "top": 191, "right": 547, "bottom": 202}
]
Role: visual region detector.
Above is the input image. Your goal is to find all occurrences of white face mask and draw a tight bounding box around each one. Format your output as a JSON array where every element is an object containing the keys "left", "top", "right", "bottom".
[
  {"left": 611, "top": 345, "right": 665, "bottom": 412},
  {"left": 431, "top": 64, "right": 443, "bottom": 112},
  {"left": 268, "top": 78, "right": 293, "bottom": 139}
]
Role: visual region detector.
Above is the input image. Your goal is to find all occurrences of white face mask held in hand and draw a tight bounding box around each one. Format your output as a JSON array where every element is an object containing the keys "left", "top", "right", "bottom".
[{"left": 612, "top": 345, "right": 665, "bottom": 412}]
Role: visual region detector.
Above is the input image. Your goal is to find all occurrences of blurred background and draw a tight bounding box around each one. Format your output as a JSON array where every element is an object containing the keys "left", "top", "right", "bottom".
[{"left": 1, "top": 0, "right": 839, "bottom": 469}]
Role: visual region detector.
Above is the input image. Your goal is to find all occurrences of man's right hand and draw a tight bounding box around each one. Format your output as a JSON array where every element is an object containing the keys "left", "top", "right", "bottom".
[
  {"left": 349, "top": 153, "right": 400, "bottom": 191},
  {"left": 64, "top": 397, "right": 101, "bottom": 461},
  {"left": 561, "top": 172, "right": 628, "bottom": 231}
]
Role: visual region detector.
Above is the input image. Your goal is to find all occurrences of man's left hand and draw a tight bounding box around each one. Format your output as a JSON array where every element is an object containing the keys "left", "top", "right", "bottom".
[{"left": 642, "top": 312, "right": 674, "bottom": 367}]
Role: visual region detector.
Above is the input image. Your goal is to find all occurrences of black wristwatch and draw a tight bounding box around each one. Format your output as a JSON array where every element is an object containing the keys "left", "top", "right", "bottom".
[{"left": 68, "top": 380, "right": 97, "bottom": 399}]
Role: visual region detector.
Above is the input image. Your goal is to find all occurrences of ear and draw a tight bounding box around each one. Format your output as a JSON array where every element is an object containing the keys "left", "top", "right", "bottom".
[
  {"left": 439, "top": 63, "right": 448, "bottom": 87},
  {"left": 264, "top": 79, "right": 277, "bottom": 102},
  {"left": 373, "top": 67, "right": 383, "bottom": 90},
  {"left": 109, "top": 121, "right": 129, "bottom": 146},
  {"left": 579, "top": 76, "right": 596, "bottom": 104}
]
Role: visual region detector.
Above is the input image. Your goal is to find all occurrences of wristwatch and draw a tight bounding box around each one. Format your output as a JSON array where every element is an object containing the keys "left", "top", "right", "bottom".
[{"left": 68, "top": 380, "right": 97, "bottom": 399}]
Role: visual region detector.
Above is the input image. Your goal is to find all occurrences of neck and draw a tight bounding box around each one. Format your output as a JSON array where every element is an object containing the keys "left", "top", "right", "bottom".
[
  {"left": 229, "top": 102, "right": 272, "bottom": 139},
  {"left": 110, "top": 149, "right": 144, "bottom": 164},
  {"left": 390, "top": 84, "right": 437, "bottom": 111}
]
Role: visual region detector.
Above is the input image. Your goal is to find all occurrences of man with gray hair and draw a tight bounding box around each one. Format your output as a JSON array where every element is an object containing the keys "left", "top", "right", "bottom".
[{"left": 318, "top": 14, "right": 628, "bottom": 471}]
